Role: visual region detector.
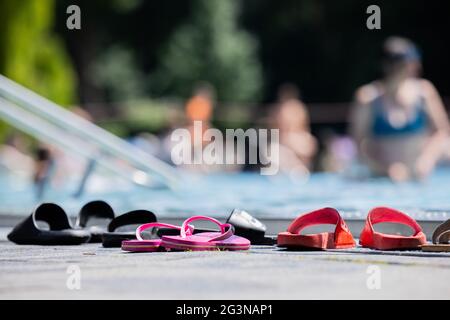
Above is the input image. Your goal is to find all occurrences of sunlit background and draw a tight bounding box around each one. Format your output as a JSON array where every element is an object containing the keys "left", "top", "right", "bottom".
[{"left": 0, "top": 0, "right": 450, "bottom": 220}]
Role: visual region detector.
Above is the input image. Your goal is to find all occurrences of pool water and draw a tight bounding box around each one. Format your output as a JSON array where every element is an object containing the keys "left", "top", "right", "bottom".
[{"left": 1, "top": 167, "right": 450, "bottom": 221}]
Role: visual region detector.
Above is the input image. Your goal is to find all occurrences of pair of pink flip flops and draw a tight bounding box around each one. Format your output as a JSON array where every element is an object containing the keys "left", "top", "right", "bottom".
[{"left": 121, "top": 216, "right": 251, "bottom": 252}]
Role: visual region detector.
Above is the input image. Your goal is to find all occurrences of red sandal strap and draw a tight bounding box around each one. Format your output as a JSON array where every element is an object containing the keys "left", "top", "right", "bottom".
[
  {"left": 287, "top": 207, "right": 354, "bottom": 246},
  {"left": 360, "top": 207, "right": 426, "bottom": 249}
]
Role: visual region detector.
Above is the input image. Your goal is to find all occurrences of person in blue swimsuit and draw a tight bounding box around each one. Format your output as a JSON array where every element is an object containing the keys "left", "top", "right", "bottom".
[{"left": 350, "top": 37, "right": 449, "bottom": 181}]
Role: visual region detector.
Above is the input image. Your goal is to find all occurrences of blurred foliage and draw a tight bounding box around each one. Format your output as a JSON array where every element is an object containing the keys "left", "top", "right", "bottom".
[
  {"left": 98, "top": 99, "right": 178, "bottom": 136},
  {"left": 150, "top": 0, "right": 263, "bottom": 103},
  {"left": 92, "top": 46, "right": 146, "bottom": 102},
  {"left": 52, "top": 0, "right": 449, "bottom": 107},
  {"left": 124, "top": 99, "right": 175, "bottom": 131},
  {"left": 0, "top": 0, "right": 76, "bottom": 140},
  {"left": 0, "top": 0, "right": 76, "bottom": 105},
  {"left": 242, "top": 0, "right": 450, "bottom": 102}
]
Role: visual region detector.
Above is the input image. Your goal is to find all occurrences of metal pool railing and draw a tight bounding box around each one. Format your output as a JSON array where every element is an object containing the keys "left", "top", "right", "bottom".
[{"left": 0, "top": 74, "right": 180, "bottom": 192}]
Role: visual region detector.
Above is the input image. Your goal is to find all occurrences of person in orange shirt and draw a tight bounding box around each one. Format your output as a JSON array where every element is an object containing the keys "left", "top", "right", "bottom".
[
  {"left": 186, "top": 85, "right": 214, "bottom": 122},
  {"left": 175, "top": 83, "right": 219, "bottom": 171},
  {"left": 185, "top": 83, "right": 215, "bottom": 146}
]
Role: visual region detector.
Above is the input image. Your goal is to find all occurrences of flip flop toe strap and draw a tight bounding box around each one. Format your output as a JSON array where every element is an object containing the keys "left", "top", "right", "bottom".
[
  {"left": 136, "top": 223, "right": 192, "bottom": 240},
  {"left": 180, "top": 216, "right": 234, "bottom": 241}
]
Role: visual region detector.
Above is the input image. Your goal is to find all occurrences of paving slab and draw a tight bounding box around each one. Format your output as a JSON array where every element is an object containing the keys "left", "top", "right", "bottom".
[{"left": 0, "top": 229, "right": 449, "bottom": 300}]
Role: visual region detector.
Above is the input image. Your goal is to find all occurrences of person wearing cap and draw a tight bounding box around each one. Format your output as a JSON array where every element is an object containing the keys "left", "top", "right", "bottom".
[{"left": 350, "top": 37, "right": 449, "bottom": 181}]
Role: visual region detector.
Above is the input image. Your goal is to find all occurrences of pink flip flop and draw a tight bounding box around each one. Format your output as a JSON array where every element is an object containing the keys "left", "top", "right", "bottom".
[
  {"left": 161, "top": 216, "right": 251, "bottom": 251},
  {"left": 121, "top": 222, "right": 192, "bottom": 252}
]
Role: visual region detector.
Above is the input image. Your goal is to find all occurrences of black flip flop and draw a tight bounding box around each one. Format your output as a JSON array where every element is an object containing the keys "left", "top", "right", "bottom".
[
  {"left": 227, "top": 209, "right": 276, "bottom": 245},
  {"left": 102, "top": 210, "right": 157, "bottom": 248},
  {"left": 7, "top": 203, "right": 91, "bottom": 245},
  {"left": 157, "top": 209, "right": 276, "bottom": 245},
  {"left": 75, "top": 201, "right": 115, "bottom": 243}
]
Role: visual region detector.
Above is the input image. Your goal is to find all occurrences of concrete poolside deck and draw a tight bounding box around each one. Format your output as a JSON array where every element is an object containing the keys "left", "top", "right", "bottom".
[{"left": 0, "top": 227, "right": 449, "bottom": 300}]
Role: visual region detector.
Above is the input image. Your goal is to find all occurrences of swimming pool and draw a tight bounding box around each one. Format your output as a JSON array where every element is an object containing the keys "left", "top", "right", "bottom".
[{"left": 1, "top": 166, "right": 450, "bottom": 222}]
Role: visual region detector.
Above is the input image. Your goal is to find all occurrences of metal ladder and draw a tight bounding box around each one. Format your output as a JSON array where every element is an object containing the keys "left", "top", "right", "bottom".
[{"left": 0, "top": 75, "right": 180, "bottom": 195}]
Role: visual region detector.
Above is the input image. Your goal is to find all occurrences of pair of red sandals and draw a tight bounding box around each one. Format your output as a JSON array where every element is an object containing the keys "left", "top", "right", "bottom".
[{"left": 277, "top": 207, "right": 427, "bottom": 250}]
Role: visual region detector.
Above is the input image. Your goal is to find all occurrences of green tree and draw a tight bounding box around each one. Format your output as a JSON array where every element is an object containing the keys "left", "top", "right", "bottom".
[
  {"left": 151, "top": 0, "right": 263, "bottom": 103},
  {"left": 0, "top": 0, "right": 76, "bottom": 139}
]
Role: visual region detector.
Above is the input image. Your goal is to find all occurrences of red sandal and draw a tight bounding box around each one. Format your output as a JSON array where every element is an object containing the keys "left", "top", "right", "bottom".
[
  {"left": 277, "top": 208, "right": 356, "bottom": 250},
  {"left": 359, "top": 207, "right": 426, "bottom": 250}
]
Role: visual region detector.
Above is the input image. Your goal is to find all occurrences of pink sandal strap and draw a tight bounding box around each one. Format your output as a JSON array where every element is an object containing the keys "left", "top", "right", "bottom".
[
  {"left": 136, "top": 223, "right": 193, "bottom": 241},
  {"left": 180, "top": 216, "right": 234, "bottom": 241}
]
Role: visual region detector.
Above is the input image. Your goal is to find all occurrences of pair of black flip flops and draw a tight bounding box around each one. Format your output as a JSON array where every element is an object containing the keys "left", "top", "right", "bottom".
[
  {"left": 7, "top": 201, "right": 157, "bottom": 247},
  {"left": 8, "top": 203, "right": 275, "bottom": 246}
]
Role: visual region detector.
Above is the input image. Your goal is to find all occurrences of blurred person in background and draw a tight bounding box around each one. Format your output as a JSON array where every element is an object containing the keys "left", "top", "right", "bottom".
[
  {"left": 0, "top": 133, "right": 34, "bottom": 178},
  {"left": 33, "top": 143, "right": 55, "bottom": 198},
  {"left": 182, "top": 83, "right": 215, "bottom": 172},
  {"left": 52, "top": 107, "right": 95, "bottom": 184},
  {"left": 164, "top": 83, "right": 245, "bottom": 173},
  {"left": 185, "top": 83, "right": 215, "bottom": 147},
  {"left": 164, "top": 83, "right": 220, "bottom": 172},
  {"left": 320, "top": 130, "right": 357, "bottom": 173},
  {"left": 350, "top": 37, "right": 450, "bottom": 181},
  {"left": 33, "top": 107, "right": 94, "bottom": 196},
  {"left": 129, "top": 131, "right": 162, "bottom": 158},
  {"left": 269, "top": 83, "right": 317, "bottom": 176}
]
